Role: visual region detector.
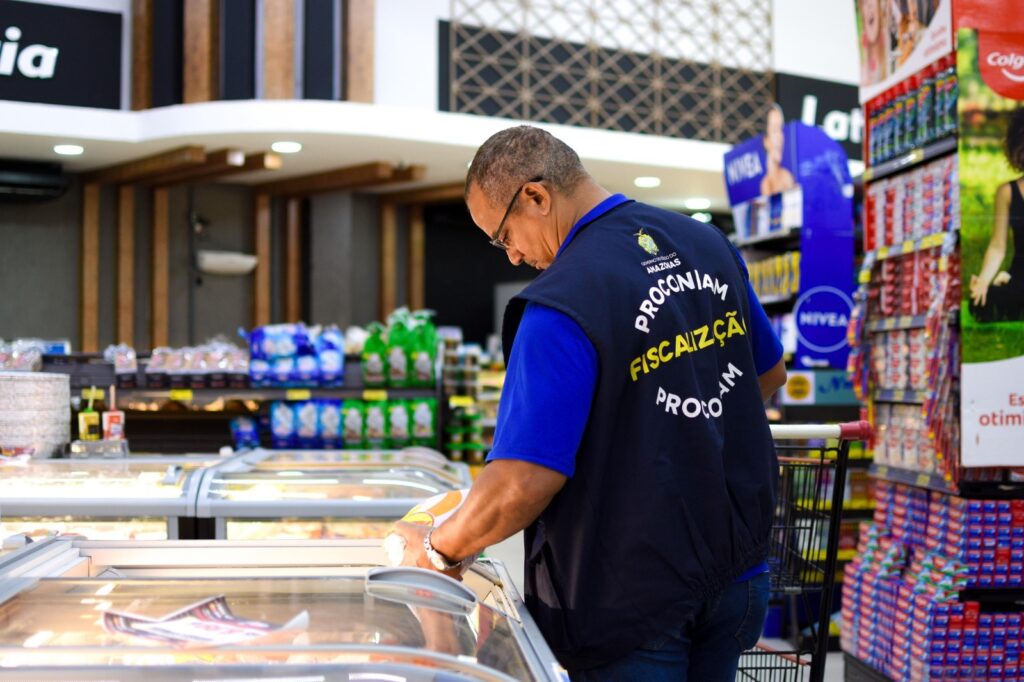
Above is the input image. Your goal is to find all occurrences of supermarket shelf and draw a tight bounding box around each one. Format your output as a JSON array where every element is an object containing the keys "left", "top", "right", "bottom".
[
  {"left": 844, "top": 653, "right": 891, "bottom": 682},
  {"left": 866, "top": 314, "right": 928, "bottom": 332},
  {"left": 795, "top": 499, "right": 875, "bottom": 512},
  {"left": 874, "top": 231, "right": 951, "bottom": 261},
  {"left": 730, "top": 226, "right": 801, "bottom": 249},
  {"left": 862, "top": 135, "right": 957, "bottom": 183},
  {"left": 804, "top": 549, "right": 858, "bottom": 563},
  {"left": 869, "top": 464, "right": 958, "bottom": 494},
  {"left": 957, "top": 588, "right": 1024, "bottom": 608},
  {"left": 117, "top": 386, "right": 438, "bottom": 406},
  {"left": 873, "top": 388, "right": 927, "bottom": 404}
]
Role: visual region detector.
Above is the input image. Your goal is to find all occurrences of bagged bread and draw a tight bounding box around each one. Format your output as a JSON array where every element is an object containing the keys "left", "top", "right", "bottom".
[{"left": 383, "top": 488, "right": 476, "bottom": 567}]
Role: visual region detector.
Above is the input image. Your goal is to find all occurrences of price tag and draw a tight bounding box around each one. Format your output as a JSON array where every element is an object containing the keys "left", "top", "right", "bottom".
[
  {"left": 286, "top": 389, "right": 312, "bottom": 401},
  {"left": 900, "top": 315, "right": 911, "bottom": 328},
  {"left": 362, "top": 389, "right": 388, "bottom": 402},
  {"left": 924, "top": 233, "right": 945, "bottom": 249},
  {"left": 876, "top": 466, "right": 889, "bottom": 477},
  {"left": 80, "top": 387, "right": 105, "bottom": 401},
  {"left": 884, "top": 318, "right": 896, "bottom": 330},
  {"left": 893, "top": 389, "right": 906, "bottom": 402},
  {"left": 863, "top": 168, "right": 875, "bottom": 182},
  {"left": 450, "top": 395, "right": 475, "bottom": 408},
  {"left": 910, "top": 149, "right": 925, "bottom": 163},
  {"left": 901, "top": 240, "right": 914, "bottom": 255},
  {"left": 169, "top": 388, "right": 193, "bottom": 402},
  {"left": 878, "top": 246, "right": 890, "bottom": 259},
  {"left": 916, "top": 473, "right": 931, "bottom": 487},
  {"left": 858, "top": 270, "right": 871, "bottom": 284}
]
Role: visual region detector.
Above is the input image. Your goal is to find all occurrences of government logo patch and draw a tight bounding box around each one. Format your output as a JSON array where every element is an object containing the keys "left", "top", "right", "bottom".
[{"left": 635, "top": 229, "right": 659, "bottom": 255}]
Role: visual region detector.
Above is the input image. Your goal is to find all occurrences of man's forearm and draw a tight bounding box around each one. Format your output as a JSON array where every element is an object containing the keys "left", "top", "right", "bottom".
[{"left": 430, "top": 459, "right": 565, "bottom": 561}]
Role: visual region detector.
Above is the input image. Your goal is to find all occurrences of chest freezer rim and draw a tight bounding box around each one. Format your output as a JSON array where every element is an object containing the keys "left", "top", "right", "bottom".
[
  {"left": 0, "top": 539, "right": 564, "bottom": 682},
  {"left": 195, "top": 447, "right": 471, "bottom": 518},
  {"left": 0, "top": 456, "right": 215, "bottom": 517}
]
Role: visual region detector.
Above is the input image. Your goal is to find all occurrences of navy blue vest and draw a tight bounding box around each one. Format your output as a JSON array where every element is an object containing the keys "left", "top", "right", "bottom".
[{"left": 502, "top": 201, "right": 778, "bottom": 670}]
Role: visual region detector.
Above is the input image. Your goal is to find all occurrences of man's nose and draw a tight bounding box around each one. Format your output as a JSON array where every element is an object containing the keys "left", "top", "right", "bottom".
[{"left": 507, "top": 248, "right": 524, "bottom": 266}]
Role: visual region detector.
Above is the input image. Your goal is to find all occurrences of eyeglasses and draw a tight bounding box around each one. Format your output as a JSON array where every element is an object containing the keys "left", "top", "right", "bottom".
[{"left": 489, "top": 176, "right": 543, "bottom": 250}]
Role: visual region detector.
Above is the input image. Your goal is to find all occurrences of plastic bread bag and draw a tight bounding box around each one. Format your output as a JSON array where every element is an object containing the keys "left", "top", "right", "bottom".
[{"left": 382, "top": 488, "right": 478, "bottom": 568}]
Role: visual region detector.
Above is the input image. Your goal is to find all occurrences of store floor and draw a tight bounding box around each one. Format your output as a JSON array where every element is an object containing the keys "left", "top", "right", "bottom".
[{"left": 487, "top": 533, "right": 846, "bottom": 681}]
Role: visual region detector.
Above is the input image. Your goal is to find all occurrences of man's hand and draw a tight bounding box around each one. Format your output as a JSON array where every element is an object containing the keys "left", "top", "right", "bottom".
[{"left": 390, "top": 521, "right": 467, "bottom": 581}]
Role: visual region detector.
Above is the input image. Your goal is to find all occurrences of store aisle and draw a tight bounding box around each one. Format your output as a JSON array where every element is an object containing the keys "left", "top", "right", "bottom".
[{"left": 488, "top": 535, "right": 847, "bottom": 681}]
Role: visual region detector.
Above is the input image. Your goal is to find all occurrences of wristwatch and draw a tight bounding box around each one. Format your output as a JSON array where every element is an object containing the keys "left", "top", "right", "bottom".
[{"left": 423, "top": 528, "right": 463, "bottom": 571}]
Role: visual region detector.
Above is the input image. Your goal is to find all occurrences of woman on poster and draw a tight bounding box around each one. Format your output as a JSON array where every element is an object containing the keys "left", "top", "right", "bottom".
[{"left": 969, "top": 108, "right": 1024, "bottom": 322}]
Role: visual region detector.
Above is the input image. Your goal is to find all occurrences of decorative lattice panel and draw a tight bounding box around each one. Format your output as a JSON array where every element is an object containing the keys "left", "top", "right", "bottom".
[{"left": 445, "top": 0, "right": 774, "bottom": 144}]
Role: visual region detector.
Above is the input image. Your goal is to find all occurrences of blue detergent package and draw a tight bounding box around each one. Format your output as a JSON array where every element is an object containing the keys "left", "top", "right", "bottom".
[{"left": 270, "top": 401, "right": 296, "bottom": 448}]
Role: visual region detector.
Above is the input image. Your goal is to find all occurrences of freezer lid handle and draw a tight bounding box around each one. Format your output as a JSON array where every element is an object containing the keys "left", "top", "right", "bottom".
[{"left": 365, "top": 566, "right": 478, "bottom": 613}]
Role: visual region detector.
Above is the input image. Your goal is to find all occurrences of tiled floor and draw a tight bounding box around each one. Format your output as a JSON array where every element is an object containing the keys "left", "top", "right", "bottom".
[{"left": 487, "top": 533, "right": 848, "bottom": 681}]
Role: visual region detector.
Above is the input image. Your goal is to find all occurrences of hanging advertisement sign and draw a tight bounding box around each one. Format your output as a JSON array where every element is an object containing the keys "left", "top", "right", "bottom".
[
  {"left": 854, "top": 0, "right": 953, "bottom": 104},
  {"left": 775, "top": 73, "right": 863, "bottom": 161},
  {"left": 724, "top": 119, "right": 855, "bottom": 370},
  {"left": 0, "top": 0, "right": 122, "bottom": 109},
  {"left": 957, "top": 6, "right": 1024, "bottom": 467}
]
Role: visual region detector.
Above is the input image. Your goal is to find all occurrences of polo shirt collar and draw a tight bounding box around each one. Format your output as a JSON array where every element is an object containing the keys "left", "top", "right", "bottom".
[{"left": 556, "top": 193, "right": 630, "bottom": 258}]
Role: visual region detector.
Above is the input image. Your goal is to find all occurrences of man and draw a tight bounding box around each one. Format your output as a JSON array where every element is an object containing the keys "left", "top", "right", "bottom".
[{"left": 392, "top": 125, "right": 786, "bottom": 681}]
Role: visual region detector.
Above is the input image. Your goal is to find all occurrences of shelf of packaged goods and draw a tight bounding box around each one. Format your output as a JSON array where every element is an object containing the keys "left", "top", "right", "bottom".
[
  {"left": 116, "top": 386, "right": 440, "bottom": 407},
  {"left": 862, "top": 135, "right": 958, "bottom": 183},
  {"left": 866, "top": 314, "right": 929, "bottom": 333},
  {"left": 730, "top": 226, "right": 801, "bottom": 250},
  {"left": 873, "top": 230, "right": 951, "bottom": 261},
  {"left": 869, "top": 463, "right": 958, "bottom": 494},
  {"left": 794, "top": 499, "right": 875, "bottom": 513},
  {"left": 873, "top": 388, "right": 928, "bottom": 404}
]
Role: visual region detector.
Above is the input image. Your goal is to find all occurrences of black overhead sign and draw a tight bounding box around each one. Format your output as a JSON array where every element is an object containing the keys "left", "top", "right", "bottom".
[
  {"left": 775, "top": 73, "right": 862, "bottom": 161},
  {"left": 0, "top": 0, "right": 121, "bottom": 109}
]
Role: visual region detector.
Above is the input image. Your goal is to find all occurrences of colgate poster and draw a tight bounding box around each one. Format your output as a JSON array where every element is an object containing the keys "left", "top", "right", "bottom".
[{"left": 957, "top": 10, "right": 1024, "bottom": 467}]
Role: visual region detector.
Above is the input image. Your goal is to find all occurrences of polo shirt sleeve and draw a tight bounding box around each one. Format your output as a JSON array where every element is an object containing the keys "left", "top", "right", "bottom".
[
  {"left": 486, "top": 302, "right": 598, "bottom": 478},
  {"left": 727, "top": 241, "right": 784, "bottom": 376}
]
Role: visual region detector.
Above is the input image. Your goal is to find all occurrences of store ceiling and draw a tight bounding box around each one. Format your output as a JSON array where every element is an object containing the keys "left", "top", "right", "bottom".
[{"left": 0, "top": 99, "right": 735, "bottom": 210}]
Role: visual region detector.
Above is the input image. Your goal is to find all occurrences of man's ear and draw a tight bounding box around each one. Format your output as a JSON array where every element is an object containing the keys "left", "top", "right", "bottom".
[{"left": 525, "top": 182, "right": 553, "bottom": 216}]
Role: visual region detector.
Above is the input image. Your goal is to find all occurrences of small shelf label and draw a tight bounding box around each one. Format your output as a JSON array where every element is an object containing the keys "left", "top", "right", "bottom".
[
  {"left": 169, "top": 388, "right": 193, "bottom": 402},
  {"left": 916, "top": 473, "right": 931, "bottom": 487},
  {"left": 286, "top": 389, "right": 312, "bottom": 401},
  {"left": 450, "top": 395, "right": 475, "bottom": 408},
  {"left": 362, "top": 389, "right": 388, "bottom": 402},
  {"left": 80, "top": 388, "right": 105, "bottom": 401}
]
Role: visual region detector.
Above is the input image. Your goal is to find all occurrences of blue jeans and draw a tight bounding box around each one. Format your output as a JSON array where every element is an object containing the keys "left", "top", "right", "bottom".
[{"left": 571, "top": 572, "right": 770, "bottom": 682}]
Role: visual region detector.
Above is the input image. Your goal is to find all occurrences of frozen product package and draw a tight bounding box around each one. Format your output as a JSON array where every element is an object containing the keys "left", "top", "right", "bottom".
[
  {"left": 294, "top": 400, "right": 320, "bottom": 449},
  {"left": 365, "top": 400, "right": 388, "bottom": 449},
  {"left": 319, "top": 399, "right": 342, "bottom": 449},
  {"left": 386, "top": 315, "right": 410, "bottom": 387},
  {"left": 387, "top": 400, "right": 412, "bottom": 449},
  {"left": 382, "top": 488, "right": 478, "bottom": 567},
  {"left": 270, "top": 401, "right": 296, "bottom": 449},
  {"left": 342, "top": 400, "right": 366, "bottom": 449},
  {"left": 410, "top": 397, "right": 437, "bottom": 447},
  {"left": 317, "top": 325, "right": 346, "bottom": 387}
]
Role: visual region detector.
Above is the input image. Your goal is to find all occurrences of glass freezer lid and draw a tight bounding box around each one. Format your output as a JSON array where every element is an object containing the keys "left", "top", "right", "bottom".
[
  {"left": 248, "top": 449, "right": 465, "bottom": 483},
  {"left": 206, "top": 469, "right": 454, "bottom": 502},
  {"left": 0, "top": 575, "right": 532, "bottom": 680},
  {"left": 0, "top": 458, "right": 213, "bottom": 500}
]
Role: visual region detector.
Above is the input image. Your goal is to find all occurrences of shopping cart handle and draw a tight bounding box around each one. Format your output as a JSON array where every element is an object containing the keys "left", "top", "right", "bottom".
[{"left": 769, "top": 420, "right": 873, "bottom": 441}]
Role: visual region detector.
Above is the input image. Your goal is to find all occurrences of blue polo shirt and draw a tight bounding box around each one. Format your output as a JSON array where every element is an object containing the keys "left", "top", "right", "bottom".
[{"left": 488, "top": 194, "right": 781, "bottom": 580}]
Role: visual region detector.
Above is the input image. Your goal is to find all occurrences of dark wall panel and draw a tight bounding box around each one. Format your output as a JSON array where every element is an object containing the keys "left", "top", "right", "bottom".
[
  {"left": 151, "top": 0, "right": 184, "bottom": 107},
  {"left": 303, "top": 0, "right": 338, "bottom": 99},
  {"left": 220, "top": 0, "right": 256, "bottom": 100}
]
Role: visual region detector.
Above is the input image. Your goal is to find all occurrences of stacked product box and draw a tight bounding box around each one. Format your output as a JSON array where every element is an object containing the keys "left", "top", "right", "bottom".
[
  {"left": 747, "top": 251, "right": 800, "bottom": 301},
  {"left": 843, "top": 519, "right": 1024, "bottom": 681},
  {"left": 863, "top": 155, "right": 959, "bottom": 251},
  {"left": 265, "top": 398, "right": 438, "bottom": 451}
]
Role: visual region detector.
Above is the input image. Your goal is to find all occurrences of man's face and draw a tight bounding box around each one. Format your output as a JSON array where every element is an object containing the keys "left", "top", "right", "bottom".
[{"left": 466, "top": 181, "right": 555, "bottom": 270}]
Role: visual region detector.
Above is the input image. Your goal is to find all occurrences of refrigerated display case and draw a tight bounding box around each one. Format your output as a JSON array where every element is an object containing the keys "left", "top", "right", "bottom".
[
  {"left": 0, "top": 538, "right": 564, "bottom": 681},
  {"left": 196, "top": 448, "right": 472, "bottom": 540},
  {"left": 0, "top": 456, "right": 219, "bottom": 541}
]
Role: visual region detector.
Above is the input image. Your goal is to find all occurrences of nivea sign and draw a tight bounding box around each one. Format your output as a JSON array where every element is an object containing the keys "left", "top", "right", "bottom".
[{"left": 793, "top": 286, "right": 854, "bottom": 367}]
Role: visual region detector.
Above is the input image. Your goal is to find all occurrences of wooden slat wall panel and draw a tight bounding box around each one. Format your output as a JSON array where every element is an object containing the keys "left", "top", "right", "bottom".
[
  {"left": 379, "top": 201, "right": 397, "bottom": 320},
  {"left": 183, "top": 0, "right": 218, "bottom": 103},
  {"left": 116, "top": 186, "right": 135, "bottom": 345},
  {"left": 284, "top": 198, "right": 301, "bottom": 323},
  {"left": 408, "top": 204, "right": 425, "bottom": 311},
  {"left": 151, "top": 188, "right": 170, "bottom": 348},
  {"left": 262, "top": 0, "right": 295, "bottom": 99},
  {"left": 253, "top": 194, "right": 272, "bottom": 326},
  {"left": 343, "top": 0, "right": 374, "bottom": 102},
  {"left": 131, "top": 0, "right": 153, "bottom": 110},
  {"left": 80, "top": 184, "right": 101, "bottom": 352}
]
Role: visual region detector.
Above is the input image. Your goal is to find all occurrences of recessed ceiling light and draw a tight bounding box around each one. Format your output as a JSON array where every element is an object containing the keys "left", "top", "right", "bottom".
[
  {"left": 633, "top": 176, "right": 661, "bottom": 188},
  {"left": 53, "top": 144, "right": 84, "bottom": 156},
  {"left": 684, "top": 197, "right": 712, "bottom": 210},
  {"left": 691, "top": 212, "right": 712, "bottom": 223},
  {"left": 271, "top": 141, "right": 302, "bottom": 154}
]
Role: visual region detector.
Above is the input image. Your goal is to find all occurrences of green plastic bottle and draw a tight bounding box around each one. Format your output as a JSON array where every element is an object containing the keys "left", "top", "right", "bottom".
[{"left": 362, "top": 322, "right": 388, "bottom": 387}]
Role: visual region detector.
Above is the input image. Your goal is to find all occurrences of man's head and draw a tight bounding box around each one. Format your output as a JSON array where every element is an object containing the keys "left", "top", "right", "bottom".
[{"left": 465, "top": 126, "right": 589, "bottom": 269}]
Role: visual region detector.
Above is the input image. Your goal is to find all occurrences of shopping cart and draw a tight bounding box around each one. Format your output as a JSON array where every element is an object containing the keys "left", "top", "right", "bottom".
[{"left": 736, "top": 421, "right": 872, "bottom": 682}]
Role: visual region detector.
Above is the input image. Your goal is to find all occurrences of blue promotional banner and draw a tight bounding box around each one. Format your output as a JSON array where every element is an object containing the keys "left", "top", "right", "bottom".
[{"left": 724, "top": 120, "right": 855, "bottom": 369}]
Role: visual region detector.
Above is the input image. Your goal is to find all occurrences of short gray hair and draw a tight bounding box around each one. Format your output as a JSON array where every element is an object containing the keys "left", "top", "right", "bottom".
[{"left": 466, "top": 126, "right": 589, "bottom": 207}]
